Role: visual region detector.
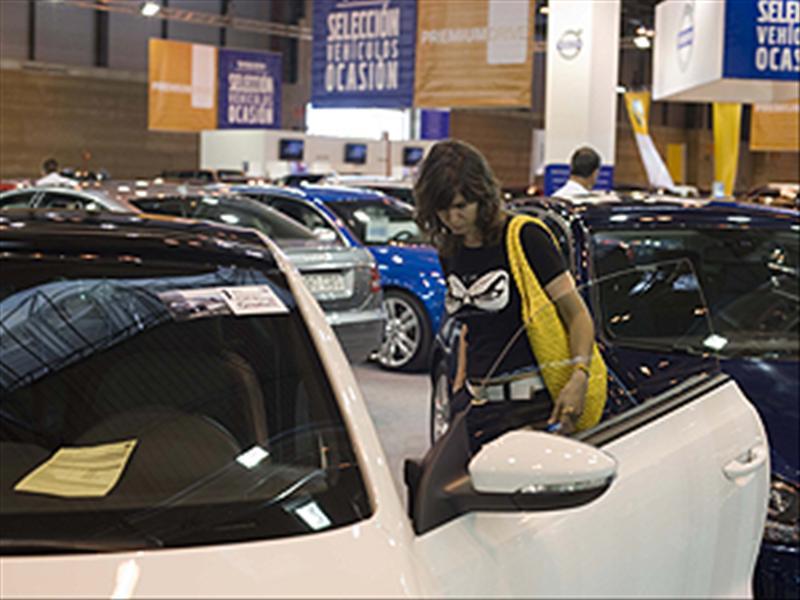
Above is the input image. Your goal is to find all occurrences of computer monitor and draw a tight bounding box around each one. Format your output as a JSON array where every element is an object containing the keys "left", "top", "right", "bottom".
[
  {"left": 279, "top": 139, "right": 304, "bottom": 161},
  {"left": 402, "top": 146, "right": 424, "bottom": 167},
  {"left": 344, "top": 143, "right": 367, "bottom": 165}
]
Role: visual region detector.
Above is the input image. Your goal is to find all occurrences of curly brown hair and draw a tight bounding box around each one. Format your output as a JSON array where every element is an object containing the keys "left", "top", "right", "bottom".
[{"left": 413, "top": 139, "right": 505, "bottom": 257}]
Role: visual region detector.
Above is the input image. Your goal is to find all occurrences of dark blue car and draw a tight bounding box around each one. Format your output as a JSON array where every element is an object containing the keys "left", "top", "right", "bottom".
[
  {"left": 429, "top": 197, "right": 799, "bottom": 597},
  {"left": 233, "top": 184, "right": 446, "bottom": 371}
]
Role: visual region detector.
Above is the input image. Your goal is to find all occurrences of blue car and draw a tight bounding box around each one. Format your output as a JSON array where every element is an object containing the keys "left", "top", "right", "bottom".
[
  {"left": 233, "top": 184, "right": 446, "bottom": 371},
  {"left": 430, "top": 196, "right": 799, "bottom": 597}
]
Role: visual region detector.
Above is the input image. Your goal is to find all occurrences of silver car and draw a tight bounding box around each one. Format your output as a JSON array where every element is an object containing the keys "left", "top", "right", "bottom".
[
  {"left": 127, "top": 187, "right": 384, "bottom": 363},
  {"left": 0, "top": 185, "right": 136, "bottom": 212}
]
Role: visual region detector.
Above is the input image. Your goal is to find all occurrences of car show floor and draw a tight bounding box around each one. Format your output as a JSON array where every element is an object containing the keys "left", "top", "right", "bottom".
[{"left": 352, "top": 363, "right": 430, "bottom": 502}]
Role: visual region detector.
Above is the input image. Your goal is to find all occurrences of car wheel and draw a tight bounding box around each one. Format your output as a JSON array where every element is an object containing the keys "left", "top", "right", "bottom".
[
  {"left": 377, "top": 289, "right": 431, "bottom": 372},
  {"left": 429, "top": 360, "right": 451, "bottom": 445}
]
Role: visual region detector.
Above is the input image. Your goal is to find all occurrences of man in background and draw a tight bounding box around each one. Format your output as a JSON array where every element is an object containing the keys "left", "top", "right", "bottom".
[
  {"left": 552, "top": 147, "right": 601, "bottom": 200},
  {"left": 35, "top": 158, "right": 75, "bottom": 187}
]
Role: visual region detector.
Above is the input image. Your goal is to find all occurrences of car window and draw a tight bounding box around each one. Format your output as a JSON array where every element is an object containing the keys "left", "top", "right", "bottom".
[
  {"left": 0, "top": 254, "right": 372, "bottom": 552},
  {"left": 37, "top": 192, "right": 92, "bottom": 210},
  {"left": 269, "top": 198, "right": 337, "bottom": 235},
  {"left": 325, "top": 199, "right": 423, "bottom": 245},
  {"left": 191, "top": 197, "right": 317, "bottom": 241},
  {"left": 592, "top": 228, "right": 798, "bottom": 359},
  {"left": 133, "top": 197, "right": 190, "bottom": 217},
  {"left": 0, "top": 192, "right": 37, "bottom": 209}
]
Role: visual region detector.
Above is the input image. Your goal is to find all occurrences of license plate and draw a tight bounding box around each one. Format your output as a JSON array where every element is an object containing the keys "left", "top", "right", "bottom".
[{"left": 303, "top": 271, "right": 353, "bottom": 300}]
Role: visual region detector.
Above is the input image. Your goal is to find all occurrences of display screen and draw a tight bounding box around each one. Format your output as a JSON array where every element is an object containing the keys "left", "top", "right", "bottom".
[
  {"left": 279, "top": 139, "right": 304, "bottom": 161},
  {"left": 402, "top": 147, "right": 424, "bottom": 166},
  {"left": 343, "top": 143, "right": 367, "bottom": 165}
]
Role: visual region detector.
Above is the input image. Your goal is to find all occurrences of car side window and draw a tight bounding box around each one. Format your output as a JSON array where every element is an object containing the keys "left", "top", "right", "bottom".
[
  {"left": 0, "top": 192, "right": 37, "bottom": 209},
  {"left": 38, "top": 192, "right": 90, "bottom": 210},
  {"left": 134, "top": 198, "right": 190, "bottom": 217}
]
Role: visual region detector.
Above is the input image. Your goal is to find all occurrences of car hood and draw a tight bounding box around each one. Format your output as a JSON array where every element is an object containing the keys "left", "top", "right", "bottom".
[
  {"left": 278, "top": 239, "right": 374, "bottom": 272},
  {"left": 0, "top": 517, "right": 425, "bottom": 598},
  {"left": 722, "top": 358, "right": 799, "bottom": 483}
]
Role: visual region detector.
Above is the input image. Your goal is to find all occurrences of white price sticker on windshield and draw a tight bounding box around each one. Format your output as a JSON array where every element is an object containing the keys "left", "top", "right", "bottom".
[{"left": 221, "top": 285, "right": 288, "bottom": 316}]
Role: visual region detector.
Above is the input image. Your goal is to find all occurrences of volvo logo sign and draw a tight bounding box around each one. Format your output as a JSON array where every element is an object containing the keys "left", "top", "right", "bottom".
[
  {"left": 676, "top": 1, "right": 695, "bottom": 72},
  {"left": 557, "top": 29, "right": 583, "bottom": 60}
]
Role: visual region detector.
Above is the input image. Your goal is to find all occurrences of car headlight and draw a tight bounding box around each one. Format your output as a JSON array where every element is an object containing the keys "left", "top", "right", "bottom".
[{"left": 763, "top": 476, "right": 799, "bottom": 546}]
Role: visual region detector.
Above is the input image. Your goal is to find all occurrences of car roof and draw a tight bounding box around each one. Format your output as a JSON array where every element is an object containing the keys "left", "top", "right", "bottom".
[
  {"left": 0, "top": 209, "right": 278, "bottom": 268},
  {"left": 299, "top": 183, "right": 393, "bottom": 202},
  {"left": 510, "top": 195, "right": 800, "bottom": 231},
  {"left": 229, "top": 183, "right": 310, "bottom": 200}
]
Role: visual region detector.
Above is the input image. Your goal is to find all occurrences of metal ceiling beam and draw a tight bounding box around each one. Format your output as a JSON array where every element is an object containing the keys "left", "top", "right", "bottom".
[{"left": 53, "top": 0, "right": 312, "bottom": 40}]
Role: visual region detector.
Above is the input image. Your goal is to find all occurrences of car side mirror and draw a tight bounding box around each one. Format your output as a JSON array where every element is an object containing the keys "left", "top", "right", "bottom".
[
  {"left": 408, "top": 417, "right": 617, "bottom": 535},
  {"left": 469, "top": 430, "right": 616, "bottom": 496}
]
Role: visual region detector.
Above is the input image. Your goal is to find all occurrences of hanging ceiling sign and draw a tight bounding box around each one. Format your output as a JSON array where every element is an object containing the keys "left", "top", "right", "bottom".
[
  {"left": 750, "top": 99, "right": 800, "bottom": 151},
  {"left": 413, "top": 0, "right": 535, "bottom": 108},
  {"left": 148, "top": 39, "right": 217, "bottom": 132},
  {"left": 311, "top": 0, "right": 418, "bottom": 108},
  {"left": 653, "top": 0, "right": 799, "bottom": 103},
  {"left": 218, "top": 49, "right": 282, "bottom": 129}
]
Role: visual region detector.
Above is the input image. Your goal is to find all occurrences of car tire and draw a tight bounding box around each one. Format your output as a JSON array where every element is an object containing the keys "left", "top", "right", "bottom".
[
  {"left": 429, "top": 359, "right": 452, "bottom": 445},
  {"left": 377, "top": 289, "right": 431, "bottom": 372}
]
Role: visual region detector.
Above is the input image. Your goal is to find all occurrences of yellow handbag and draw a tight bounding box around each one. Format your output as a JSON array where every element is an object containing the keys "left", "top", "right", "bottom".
[{"left": 505, "top": 214, "right": 607, "bottom": 431}]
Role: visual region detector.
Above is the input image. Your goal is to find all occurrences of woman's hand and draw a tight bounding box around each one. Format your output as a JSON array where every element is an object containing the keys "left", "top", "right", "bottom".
[{"left": 548, "top": 370, "right": 589, "bottom": 434}]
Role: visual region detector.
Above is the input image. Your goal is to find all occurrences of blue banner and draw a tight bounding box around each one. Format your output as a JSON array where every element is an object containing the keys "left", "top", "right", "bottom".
[
  {"left": 420, "top": 109, "right": 450, "bottom": 140},
  {"left": 544, "top": 164, "right": 614, "bottom": 196},
  {"left": 218, "top": 49, "right": 282, "bottom": 129},
  {"left": 311, "top": 0, "right": 417, "bottom": 108},
  {"left": 723, "top": 0, "right": 800, "bottom": 80}
]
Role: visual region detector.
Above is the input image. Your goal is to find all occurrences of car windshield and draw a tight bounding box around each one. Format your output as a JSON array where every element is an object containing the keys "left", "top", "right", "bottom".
[
  {"left": 592, "top": 228, "right": 799, "bottom": 359},
  {"left": 0, "top": 254, "right": 371, "bottom": 554},
  {"left": 324, "top": 198, "right": 424, "bottom": 245},
  {"left": 133, "top": 196, "right": 319, "bottom": 243}
]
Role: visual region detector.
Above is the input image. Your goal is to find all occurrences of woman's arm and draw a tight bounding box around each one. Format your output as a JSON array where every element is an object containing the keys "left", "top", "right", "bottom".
[
  {"left": 544, "top": 272, "right": 595, "bottom": 433},
  {"left": 452, "top": 324, "right": 469, "bottom": 393}
]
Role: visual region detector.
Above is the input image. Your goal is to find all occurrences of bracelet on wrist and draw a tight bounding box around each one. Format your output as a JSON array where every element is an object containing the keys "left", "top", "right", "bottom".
[{"left": 574, "top": 362, "right": 591, "bottom": 378}]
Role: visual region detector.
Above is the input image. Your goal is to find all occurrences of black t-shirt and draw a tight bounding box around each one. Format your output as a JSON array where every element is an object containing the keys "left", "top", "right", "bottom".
[{"left": 440, "top": 218, "right": 566, "bottom": 380}]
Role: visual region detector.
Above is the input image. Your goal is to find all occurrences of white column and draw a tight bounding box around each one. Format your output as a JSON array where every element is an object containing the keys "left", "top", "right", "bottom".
[{"left": 543, "top": 0, "right": 621, "bottom": 194}]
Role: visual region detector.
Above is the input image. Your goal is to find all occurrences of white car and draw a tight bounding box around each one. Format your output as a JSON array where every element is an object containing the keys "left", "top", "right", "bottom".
[{"left": 0, "top": 211, "right": 769, "bottom": 597}]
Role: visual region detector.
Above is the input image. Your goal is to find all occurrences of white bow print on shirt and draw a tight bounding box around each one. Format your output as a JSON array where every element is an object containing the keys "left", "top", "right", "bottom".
[{"left": 445, "top": 270, "right": 510, "bottom": 314}]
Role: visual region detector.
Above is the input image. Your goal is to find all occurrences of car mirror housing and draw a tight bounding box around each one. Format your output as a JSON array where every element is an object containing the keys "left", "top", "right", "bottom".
[
  {"left": 408, "top": 412, "right": 618, "bottom": 535},
  {"left": 469, "top": 430, "right": 617, "bottom": 495}
]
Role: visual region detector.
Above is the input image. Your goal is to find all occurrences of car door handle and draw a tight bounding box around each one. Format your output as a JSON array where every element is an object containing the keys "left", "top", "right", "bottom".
[{"left": 723, "top": 444, "right": 768, "bottom": 480}]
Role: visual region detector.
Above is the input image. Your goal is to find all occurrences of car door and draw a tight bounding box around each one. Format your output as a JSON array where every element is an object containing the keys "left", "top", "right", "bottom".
[{"left": 411, "top": 265, "right": 768, "bottom": 597}]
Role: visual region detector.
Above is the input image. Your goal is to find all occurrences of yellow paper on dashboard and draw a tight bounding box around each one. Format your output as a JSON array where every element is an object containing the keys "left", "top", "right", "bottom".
[{"left": 14, "top": 439, "right": 137, "bottom": 498}]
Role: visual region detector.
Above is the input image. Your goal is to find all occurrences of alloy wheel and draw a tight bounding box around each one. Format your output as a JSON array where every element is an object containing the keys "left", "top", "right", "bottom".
[{"left": 378, "top": 294, "right": 421, "bottom": 369}]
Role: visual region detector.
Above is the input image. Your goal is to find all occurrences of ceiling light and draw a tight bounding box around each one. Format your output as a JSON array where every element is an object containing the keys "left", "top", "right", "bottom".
[
  {"left": 633, "top": 35, "right": 651, "bottom": 49},
  {"left": 539, "top": 5, "right": 549, "bottom": 15},
  {"left": 140, "top": 1, "right": 161, "bottom": 17},
  {"left": 616, "top": 85, "right": 628, "bottom": 94}
]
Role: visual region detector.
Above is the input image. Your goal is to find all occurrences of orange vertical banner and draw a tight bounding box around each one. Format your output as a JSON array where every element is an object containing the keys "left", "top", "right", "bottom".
[
  {"left": 414, "top": 0, "right": 535, "bottom": 108},
  {"left": 750, "top": 100, "right": 800, "bottom": 152},
  {"left": 148, "top": 39, "right": 217, "bottom": 132}
]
